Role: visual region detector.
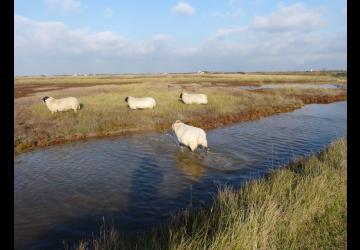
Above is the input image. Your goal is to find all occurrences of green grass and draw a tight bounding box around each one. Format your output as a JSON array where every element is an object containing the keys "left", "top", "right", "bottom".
[{"left": 76, "top": 138, "right": 347, "bottom": 250}]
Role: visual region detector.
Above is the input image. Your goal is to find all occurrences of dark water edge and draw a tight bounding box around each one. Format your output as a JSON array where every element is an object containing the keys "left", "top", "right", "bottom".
[{"left": 14, "top": 101, "right": 347, "bottom": 250}]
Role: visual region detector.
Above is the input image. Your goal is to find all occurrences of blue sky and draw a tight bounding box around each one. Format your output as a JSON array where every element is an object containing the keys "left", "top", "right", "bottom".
[{"left": 15, "top": 0, "right": 347, "bottom": 75}]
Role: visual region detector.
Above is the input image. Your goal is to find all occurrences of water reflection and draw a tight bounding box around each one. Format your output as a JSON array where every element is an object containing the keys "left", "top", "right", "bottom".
[
  {"left": 239, "top": 83, "right": 346, "bottom": 90},
  {"left": 14, "top": 101, "right": 347, "bottom": 250},
  {"left": 175, "top": 150, "right": 206, "bottom": 181}
]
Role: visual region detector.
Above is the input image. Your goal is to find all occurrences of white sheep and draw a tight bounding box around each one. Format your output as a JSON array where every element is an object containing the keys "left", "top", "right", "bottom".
[
  {"left": 180, "top": 92, "right": 208, "bottom": 104},
  {"left": 125, "top": 96, "right": 156, "bottom": 109},
  {"left": 42, "top": 96, "right": 81, "bottom": 114},
  {"left": 172, "top": 120, "right": 208, "bottom": 152}
]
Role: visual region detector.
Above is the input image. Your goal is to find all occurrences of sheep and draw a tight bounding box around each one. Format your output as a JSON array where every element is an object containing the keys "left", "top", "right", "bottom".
[
  {"left": 42, "top": 96, "right": 81, "bottom": 114},
  {"left": 172, "top": 120, "right": 208, "bottom": 152},
  {"left": 180, "top": 92, "right": 208, "bottom": 104},
  {"left": 125, "top": 96, "right": 156, "bottom": 109}
]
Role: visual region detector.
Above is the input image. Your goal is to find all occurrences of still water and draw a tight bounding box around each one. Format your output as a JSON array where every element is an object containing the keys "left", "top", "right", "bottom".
[
  {"left": 238, "top": 83, "right": 346, "bottom": 90},
  {"left": 14, "top": 101, "right": 347, "bottom": 249}
]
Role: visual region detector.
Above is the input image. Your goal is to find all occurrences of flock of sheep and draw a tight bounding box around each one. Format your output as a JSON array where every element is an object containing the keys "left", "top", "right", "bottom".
[{"left": 42, "top": 91, "right": 209, "bottom": 152}]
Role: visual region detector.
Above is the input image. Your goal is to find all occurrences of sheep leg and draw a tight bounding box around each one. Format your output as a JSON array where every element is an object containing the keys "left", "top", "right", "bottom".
[
  {"left": 198, "top": 137, "right": 208, "bottom": 149},
  {"left": 189, "top": 143, "right": 197, "bottom": 152},
  {"left": 73, "top": 108, "right": 77, "bottom": 113}
]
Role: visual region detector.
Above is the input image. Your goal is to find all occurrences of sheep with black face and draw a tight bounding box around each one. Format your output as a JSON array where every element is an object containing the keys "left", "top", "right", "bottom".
[
  {"left": 180, "top": 91, "right": 208, "bottom": 104},
  {"left": 42, "top": 96, "right": 81, "bottom": 114},
  {"left": 125, "top": 96, "right": 156, "bottom": 109},
  {"left": 172, "top": 120, "right": 208, "bottom": 152}
]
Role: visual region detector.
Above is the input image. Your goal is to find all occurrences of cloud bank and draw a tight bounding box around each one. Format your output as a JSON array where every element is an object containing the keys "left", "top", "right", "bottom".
[
  {"left": 15, "top": 3, "right": 346, "bottom": 75},
  {"left": 171, "top": 2, "right": 195, "bottom": 16}
]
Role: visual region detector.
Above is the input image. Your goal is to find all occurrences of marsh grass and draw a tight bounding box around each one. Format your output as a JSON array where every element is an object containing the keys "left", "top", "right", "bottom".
[
  {"left": 15, "top": 72, "right": 346, "bottom": 86},
  {"left": 17, "top": 87, "right": 300, "bottom": 151},
  {"left": 256, "top": 88, "right": 347, "bottom": 104},
  {"left": 14, "top": 73, "right": 346, "bottom": 155},
  {"left": 75, "top": 138, "right": 346, "bottom": 250},
  {"left": 14, "top": 75, "right": 346, "bottom": 154}
]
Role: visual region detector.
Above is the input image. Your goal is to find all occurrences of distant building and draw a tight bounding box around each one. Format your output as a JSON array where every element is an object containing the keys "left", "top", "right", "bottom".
[{"left": 197, "top": 70, "right": 205, "bottom": 74}]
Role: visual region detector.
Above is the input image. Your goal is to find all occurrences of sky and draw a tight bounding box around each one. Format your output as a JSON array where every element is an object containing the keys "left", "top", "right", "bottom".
[{"left": 14, "top": 0, "right": 347, "bottom": 75}]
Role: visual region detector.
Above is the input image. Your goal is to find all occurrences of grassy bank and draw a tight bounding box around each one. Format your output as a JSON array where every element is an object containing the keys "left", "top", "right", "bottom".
[
  {"left": 76, "top": 138, "right": 347, "bottom": 250},
  {"left": 14, "top": 74, "right": 347, "bottom": 155}
]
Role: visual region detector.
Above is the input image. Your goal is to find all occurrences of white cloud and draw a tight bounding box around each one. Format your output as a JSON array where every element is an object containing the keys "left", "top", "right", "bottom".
[
  {"left": 251, "top": 3, "right": 325, "bottom": 32},
  {"left": 214, "top": 26, "right": 247, "bottom": 39},
  {"left": 15, "top": 15, "right": 127, "bottom": 54},
  {"left": 14, "top": 15, "right": 168, "bottom": 55},
  {"left": 173, "top": 30, "right": 346, "bottom": 71},
  {"left": 14, "top": 13, "right": 346, "bottom": 75},
  {"left": 171, "top": 2, "right": 195, "bottom": 16},
  {"left": 14, "top": 15, "right": 179, "bottom": 74},
  {"left": 173, "top": 47, "right": 200, "bottom": 57},
  {"left": 43, "top": 0, "right": 82, "bottom": 12},
  {"left": 182, "top": 3, "right": 345, "bottom": 70},
  {"left": 152, "top": 34, "right": 173, "bottom": 42},
  {"left": 136, "top": 34, "right": 174, "bottom": 54},
  {"left": 103, "top": 8, "right": 114, "bottom": 18}
]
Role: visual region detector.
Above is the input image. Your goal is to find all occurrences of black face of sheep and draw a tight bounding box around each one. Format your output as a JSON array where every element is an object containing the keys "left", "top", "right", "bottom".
[
  {"left": 180, "top": 93, "right": 183, "bottom": 99},
  {"left": 42, "top": 96, "right": 49, "bottom": 103},
  {"left": 125, "top": 97, "right": 129, "bottom": 102}
]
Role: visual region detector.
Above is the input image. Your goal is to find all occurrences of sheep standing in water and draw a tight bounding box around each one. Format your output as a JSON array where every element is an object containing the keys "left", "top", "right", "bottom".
[
  {"left": 172, "top": 120, "right": 208, "bottom": 152},
  {"left": 42, "top": 96, "right": 81, "bottom": 114},
  {"left": 180, "top": 92, "right": 208, "bottom": 104},
  {"left": 125, "top": 96, "right": 156, "bottom": 109}
]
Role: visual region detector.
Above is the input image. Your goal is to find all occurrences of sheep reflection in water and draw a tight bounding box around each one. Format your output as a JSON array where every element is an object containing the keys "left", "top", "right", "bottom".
[{"left": 175, "top": 150, "right": 206, "bottom": 181}]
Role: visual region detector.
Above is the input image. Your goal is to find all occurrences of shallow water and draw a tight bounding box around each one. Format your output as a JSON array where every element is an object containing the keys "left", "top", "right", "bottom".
[
  {"left": 14, "top": 101, "right": 347, "bottom": 250},
  {"left": 239, "top": 83, "right": 346, "bottom": 90}
]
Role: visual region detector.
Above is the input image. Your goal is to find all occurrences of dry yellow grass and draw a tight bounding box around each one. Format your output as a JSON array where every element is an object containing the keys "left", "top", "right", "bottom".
[
  {"left": 14, "top": 73, "right": 347, "bottom": 155},
  {"left": 15, "top": 72, "right": 346, "bottom": 86}
]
